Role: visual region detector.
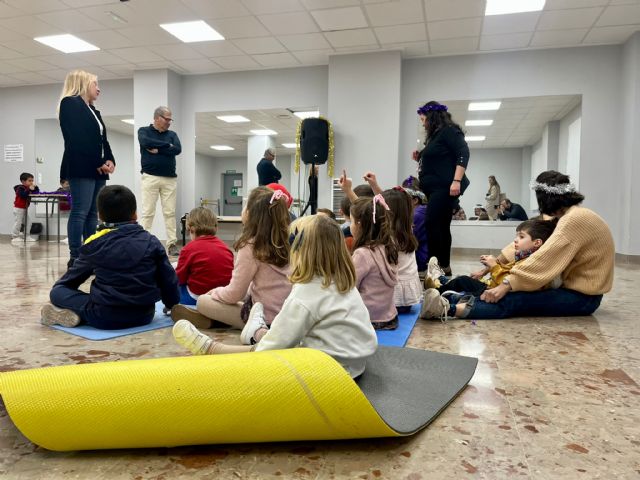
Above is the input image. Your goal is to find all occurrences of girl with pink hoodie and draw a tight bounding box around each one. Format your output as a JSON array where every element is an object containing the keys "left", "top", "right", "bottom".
[{"left": 349, "top": 195, "right": 399, "bottom": 330}]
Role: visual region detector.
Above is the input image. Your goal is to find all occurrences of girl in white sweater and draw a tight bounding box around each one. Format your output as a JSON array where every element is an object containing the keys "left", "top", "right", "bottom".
[{"left": 173, "top": 214, "right": 378, "bottom": 378}]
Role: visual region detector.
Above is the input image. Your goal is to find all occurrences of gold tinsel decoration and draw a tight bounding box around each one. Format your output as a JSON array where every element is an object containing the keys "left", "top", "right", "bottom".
[{"left": 294, "top": 116, "right": 334, "bottom": 178}]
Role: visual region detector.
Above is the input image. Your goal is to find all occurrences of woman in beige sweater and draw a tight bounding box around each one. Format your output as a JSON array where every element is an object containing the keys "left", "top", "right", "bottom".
[{"left": 433, "top": 171, "right": 614, "bottom": 320}]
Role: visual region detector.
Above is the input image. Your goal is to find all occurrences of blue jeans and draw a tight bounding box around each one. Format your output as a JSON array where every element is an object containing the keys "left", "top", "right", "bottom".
[
  {"left": 68, "top": 177, "right": 106, "bottom": 258},
  {"left": 50, "top": 284, "right": 155, "bottom": 330},
  {"left": 179, "top": 285, "right": 198, "bottom": 306},
  {"left": 463, "top": 288, "right": 603, "bottom": 320}
]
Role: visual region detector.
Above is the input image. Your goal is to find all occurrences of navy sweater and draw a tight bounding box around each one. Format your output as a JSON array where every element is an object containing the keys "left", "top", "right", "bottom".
[
  {"left": 138, "top": 125, "right": 181, "bottom": 177},
  {"left": 53, "top": 223, "right": 179, "bottom": 309}
]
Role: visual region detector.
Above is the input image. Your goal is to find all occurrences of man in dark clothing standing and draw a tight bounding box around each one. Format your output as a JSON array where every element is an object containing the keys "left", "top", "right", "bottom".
[
  {"left": 138, "top": 106, "right": 182, "bottom": 256},
  {"left": 498, "top": 198, "right": 528, "bottom": 221},
  {"left": 257, "top": 148, "right": 281, "bottom": 185}
]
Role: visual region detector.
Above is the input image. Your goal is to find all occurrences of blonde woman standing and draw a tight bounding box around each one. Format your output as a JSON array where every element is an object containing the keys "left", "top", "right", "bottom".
[
  {"left": 485, "top": 175, "right": 501, "bottom": 220},
  {"left": 58, "top": 69, "right": 115, "bottom": 269}
]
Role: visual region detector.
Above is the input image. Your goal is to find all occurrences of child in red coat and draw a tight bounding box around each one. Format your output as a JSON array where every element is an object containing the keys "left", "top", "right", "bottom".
[{"left": 175, "top": 207, "right": 233, "bottom": 305}]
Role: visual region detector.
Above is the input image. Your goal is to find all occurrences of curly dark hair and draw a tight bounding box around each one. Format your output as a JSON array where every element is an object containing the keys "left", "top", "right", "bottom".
[
  {"left": 419, "top": 101, "right": 464, "bottom": 140},
  {"left": 534, "top": 170, "right": 584, "bottom": 216}
]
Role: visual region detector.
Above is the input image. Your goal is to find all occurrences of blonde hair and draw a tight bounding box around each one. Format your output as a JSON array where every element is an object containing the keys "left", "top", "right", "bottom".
[
  {"left": 186, "top": 207, "right": 218, "bottom": 236},
  {"left": 57, "top": 69, "right": 97, "bottom": 114},
  {"left": 289, "top": 215, "right": 356, "bottom": 294},
  {"left": 234, "top": 186, "right": 290, "bottom": 267}
]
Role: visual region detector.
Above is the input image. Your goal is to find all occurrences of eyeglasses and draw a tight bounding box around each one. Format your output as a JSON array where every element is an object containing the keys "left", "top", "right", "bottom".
[{"left": 160, "top": 115, "right": 173, "bottom": 123}]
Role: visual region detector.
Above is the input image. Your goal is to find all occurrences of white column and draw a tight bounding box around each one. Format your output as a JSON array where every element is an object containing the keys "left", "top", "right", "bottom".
[{"left": 247, "top": 135, "right": 276, "bottom": 193}]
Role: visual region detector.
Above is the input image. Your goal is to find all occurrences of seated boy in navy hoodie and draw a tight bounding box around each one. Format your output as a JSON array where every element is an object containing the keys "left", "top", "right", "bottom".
[{"left": 41, "top": 185, "right": 179, "bottom": 330}]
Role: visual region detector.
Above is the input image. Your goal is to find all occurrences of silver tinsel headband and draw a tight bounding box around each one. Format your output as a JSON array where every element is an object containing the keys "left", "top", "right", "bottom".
[{"left": 530, "top": 181, "right": 576, "bottom": 195}]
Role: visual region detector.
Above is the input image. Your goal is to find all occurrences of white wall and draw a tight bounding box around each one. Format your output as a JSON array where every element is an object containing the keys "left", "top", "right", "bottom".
[
  {"left": 460, "top": 148, "right": 524, "bottom": 217},
  {"left": 329, "top": 51, "right": 402, "bottom": 195},
  {"left": 620, "top": 32, "right": 640, "bottom": 254},
  {"left": 558, "top": 103, "right": 582, "bottom": 188}
]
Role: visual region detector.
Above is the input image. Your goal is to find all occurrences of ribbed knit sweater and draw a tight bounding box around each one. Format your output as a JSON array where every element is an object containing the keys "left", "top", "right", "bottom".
[{"left": 505, "top": 206, "right": 614, "bottom": 295}]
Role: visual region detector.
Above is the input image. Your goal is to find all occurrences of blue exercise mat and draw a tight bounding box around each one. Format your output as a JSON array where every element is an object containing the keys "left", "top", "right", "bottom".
[
  {"left": 376, "top": 303, "right": 421, "bottom": 347},
  {"left": 50, "top": 302, "right": 173, "bottom": 341}
]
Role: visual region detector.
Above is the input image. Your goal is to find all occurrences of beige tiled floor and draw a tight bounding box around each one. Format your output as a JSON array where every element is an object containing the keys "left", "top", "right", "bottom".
[{"left": 0, "top": 240, "right": 638, "bottom": 479}]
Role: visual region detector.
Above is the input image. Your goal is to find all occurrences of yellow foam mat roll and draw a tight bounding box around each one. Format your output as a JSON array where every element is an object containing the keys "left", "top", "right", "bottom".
[{"left": 0, "top": 349, "right": 397, "bottom": 451}]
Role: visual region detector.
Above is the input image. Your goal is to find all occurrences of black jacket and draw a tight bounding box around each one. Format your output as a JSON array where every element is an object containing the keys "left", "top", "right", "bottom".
[
  {"left": 418, "top": 125, "right": 469, "bottom": 194},
  {"left": 59, "top": 95, "right": 115, "bottom": 180},
  {"left": 138, "top": 125, "right": 181, "bottom": 177},
  {"left": 499, "top": 203, "right": 529, "bottom": 221},
  {"left": 54, "top": 223, "right": 179, "bottom": 309},
  {"left": 257, "top": 158, "right": 281, "bottom": 185}
]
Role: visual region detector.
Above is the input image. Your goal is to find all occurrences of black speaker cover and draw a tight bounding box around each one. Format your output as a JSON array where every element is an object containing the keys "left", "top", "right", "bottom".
[{"left": 300, "top": 118, "right": 329, "bottom": 165}]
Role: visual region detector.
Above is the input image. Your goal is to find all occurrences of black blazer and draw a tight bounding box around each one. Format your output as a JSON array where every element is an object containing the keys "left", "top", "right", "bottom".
[{"left": 59, "top": 95, "right": 115, "bottom": 180}]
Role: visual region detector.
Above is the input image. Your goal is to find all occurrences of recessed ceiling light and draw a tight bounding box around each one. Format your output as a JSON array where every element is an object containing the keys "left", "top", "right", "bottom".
[
  {"left": 210, "top": 145, "right": 234, "bottom": 151},
  {"left": 159, "top": 20, "right": 224, "bottom": 43},
  {"left": 217, "top": 115, "right": 250, "bottom": 123},
  {"left": 281, "top": 143, "right": 297, "bottom": 148},
  {"left": 293, "top": 111, "right": 319, "bottom": 119},
  {"left": 121, "top": 119, "right": 135, "bottom": 125},
  {"left": 485, "top": 0, "right": 545, "bottom": 16},
  {"left": 34, "top": 34, "right": 99, "bottom": 53},
  {"left": 465, "top": 136, "right": 486, "bottom": 142},
  {"left": 468, "top": 101, "right": 501, "bottom": 111},
  {"left": 250, "top": 129, "right": 277, "bottom": 136},
  {"left": 465, "top": 119, "right": 494, "bottom": 126}
]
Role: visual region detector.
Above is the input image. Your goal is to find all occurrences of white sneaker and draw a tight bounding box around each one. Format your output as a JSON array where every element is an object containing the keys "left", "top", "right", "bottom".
[
  {"left": 240, "top": 302, "right": 268, "bottom": 345},
  {"left": 172, "top": 319, "right": 213, "bottom": 355},
  {"left": 41, "top": 303, "right": 81, "bottom": 327},
  {"left": 427, "top": 256, "right": 445, "bottom": 281},
  {"left": 10, "top": 237, "right": 23, "bottom": 244},
  {"left": 419, "top": 288, "right": 450, "bottom": 322},
  {"left": 60, "top": 237, "right": 69, "bottom": 244},
  {"left": 26, "top": 236, "right": 38, "bottom": 242}
]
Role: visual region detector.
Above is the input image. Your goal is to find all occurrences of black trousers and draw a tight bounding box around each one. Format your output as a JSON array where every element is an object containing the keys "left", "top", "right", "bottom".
[
  {"left": 424, "top": 189, "right": 456, "bottom": 268},
  {"left": 438, "top": 275, "right": 487, "bottom": 297}
]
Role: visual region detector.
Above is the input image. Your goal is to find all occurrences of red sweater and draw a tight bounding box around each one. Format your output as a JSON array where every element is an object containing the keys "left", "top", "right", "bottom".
[{"left": 175, "top": 235, "right": 234, "bottom": 295}]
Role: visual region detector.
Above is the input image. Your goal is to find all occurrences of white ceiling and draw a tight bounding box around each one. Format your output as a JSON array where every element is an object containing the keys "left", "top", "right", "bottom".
[
  {"left": 196, "top": 108, "right": 305, "bottom": 157},
  {"left": 0, "top": 0, "right": 638, "bottom": 87},
  {"left": 418, "top": 95, "right": 581, "bottom": 149}
]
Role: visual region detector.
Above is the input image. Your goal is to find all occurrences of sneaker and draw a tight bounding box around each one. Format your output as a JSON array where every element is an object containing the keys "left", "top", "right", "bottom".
[
  {"left": 60, "top": 237, "right": 69, "bottom": 244},
  {"left": 419, "top": 288, "right": 450, "bottom": 322},
  {"left": 25, "top": 236, "right": 38, "bottom": 242},
  {"left": 170, "top": 304, "right": 212, "bottom": 329},
  {"left": 427, "top": 257, "right": 445, "bottom": 281},
  {"left": 441, "top": 290, "right": 466, "bottom": 303},
  {"left": 167, "top": 244, "right": 180, "bottom": 257},
  {"left": 41, "top": 303, "right": 81, "bottom": 327},
  {"left": 10, "top": 237, "right": 23, "bottom": 245},
  {"left": 172, "top": 319, "right": 213, "bottom": 355},
  {"left": 240, "top": 302, "right": 268, "bottom": 345}
]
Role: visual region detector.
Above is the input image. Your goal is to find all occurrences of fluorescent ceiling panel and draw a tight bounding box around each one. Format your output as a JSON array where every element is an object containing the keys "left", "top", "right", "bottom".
[
  {"left": 217, "top": 115, "right": 250, "bottom": 123},
  {"left": 160, "top": 21, "right": 224, "bottom": 43},
  {"left": 34, "top": 34, "right": 99, "bottom": 53},
  {"left": 468, "top": 101, "right": 502, "bottom": 111},
  {"left": 281, "top": 143, "right": 297, "bottom": 148},
  {"left": 121, "top": 119, "right": 135, "bottom": 125},
  {"left": 485, "top": 0, "right": 545, "bottom": 16},
  {"left": 250, "top": 129, "right": 277, "bottom": 135},
  {"left": 210, "top": 145, "right": 234, "bottom": 150},
  {"left": 293, "top": 110, "right": 319, "bottom": 119},
  {"left": 465, "top": 119, "right": 494, "bottom": 126},
  {"left": 465, "top": 136, "right": 486, "bottom": 142}
]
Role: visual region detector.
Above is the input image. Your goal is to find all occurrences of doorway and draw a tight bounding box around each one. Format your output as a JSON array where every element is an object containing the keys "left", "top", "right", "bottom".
[{"left": 222, "top": 172, "right": 243, "bottom": 216}]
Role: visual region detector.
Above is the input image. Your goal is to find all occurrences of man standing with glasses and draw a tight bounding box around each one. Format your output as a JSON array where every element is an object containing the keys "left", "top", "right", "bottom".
[{"left": 138, "top": 106, "right": 182, "bottom": 256}]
